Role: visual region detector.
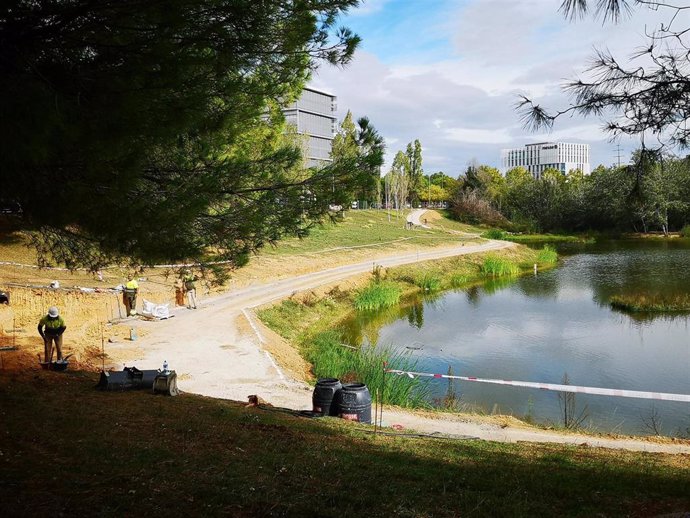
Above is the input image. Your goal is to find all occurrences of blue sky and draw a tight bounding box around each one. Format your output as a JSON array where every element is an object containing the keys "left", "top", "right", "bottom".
[{"left": 310, "top": 0, "right": 670, "bottom": 174}]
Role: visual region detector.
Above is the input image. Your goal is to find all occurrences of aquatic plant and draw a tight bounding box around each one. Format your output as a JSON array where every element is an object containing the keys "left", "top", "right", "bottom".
[
  {"left": 610, "top": 293, "right": 690, "bottom": 313},
  {"left": 353, "top": 281, "right": 401, "bottom": 311},
  {"left": 415, "top": 273, "right": 442, "bottom": 292},
  {"left": 536, "top": 245, "right": 558, "bottom": 264},
  {"left": 307, "top": 331, "right": 429, "bottom": 407},
  {"left": 449, "top": 273, "right": 469, "bottom": 288},
  {"left": 480, "top": 255, "right": 520, "bottom": 277}
]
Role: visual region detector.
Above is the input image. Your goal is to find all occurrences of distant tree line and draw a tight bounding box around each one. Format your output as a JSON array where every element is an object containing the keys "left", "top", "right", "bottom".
[{"left": 450, "top": 151, "right": 690, "bottom": 235}]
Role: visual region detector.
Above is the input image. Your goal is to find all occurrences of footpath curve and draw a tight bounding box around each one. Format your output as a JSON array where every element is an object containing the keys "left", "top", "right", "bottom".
[{"left": 112, "top": 234, "right": 690, "bottom": 455}]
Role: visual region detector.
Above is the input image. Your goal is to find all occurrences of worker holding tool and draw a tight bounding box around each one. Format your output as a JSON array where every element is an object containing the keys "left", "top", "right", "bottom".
[
  {"left": 38, "top": 306, "right": 66, "bottom": 362},
  {"left": 123, "top": 275, "right": 139, "bottom": 316},
  {"left": 182, "top": 269, "right": 198, "bottom": 309}
]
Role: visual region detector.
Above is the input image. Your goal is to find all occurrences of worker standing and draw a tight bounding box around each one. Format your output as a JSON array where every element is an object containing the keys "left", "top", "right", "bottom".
[
  {"left": 182, "top": 270, "right": 198, "bottom": 309},
  {"left": 38, "top": 306, "right": 66, "bottom": 363},
  {"left": 123, "top": 275, "right": 139, "bottom": 316}
]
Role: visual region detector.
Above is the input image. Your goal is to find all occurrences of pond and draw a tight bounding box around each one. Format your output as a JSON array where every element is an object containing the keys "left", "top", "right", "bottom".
[{"left": 341, "top": 239, "right": 690, "bottom": 437}]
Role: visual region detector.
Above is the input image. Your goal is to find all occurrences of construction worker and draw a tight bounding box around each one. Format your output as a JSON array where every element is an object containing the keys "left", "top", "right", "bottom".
[
  {"left": 38, "top": 306, "right": 66, "bottom": 363},
  {"left": 182, "top": 270, "right": 198, "bottom": 309},
  {"left": 123, "top": 275, "right": 139, "bottom": 316}
]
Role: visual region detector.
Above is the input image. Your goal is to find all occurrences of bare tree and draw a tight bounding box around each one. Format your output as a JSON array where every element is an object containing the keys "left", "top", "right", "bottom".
[
  {"left": 558, "top": 373, "right": 589, "bottom": 429},
  {"left": 640, "top": 405, "right": 664, "bottom": 435}
]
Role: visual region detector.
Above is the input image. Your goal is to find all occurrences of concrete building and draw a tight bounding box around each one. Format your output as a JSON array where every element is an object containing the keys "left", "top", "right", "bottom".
[
  {"left": 282, "top": 87, "right": 337, "bottom": 168},
  {"left": 500, "top": 142, "right": 590, "bottom": 178}
]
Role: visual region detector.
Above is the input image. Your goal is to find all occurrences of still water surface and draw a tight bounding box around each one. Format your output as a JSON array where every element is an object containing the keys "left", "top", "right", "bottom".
[{"left": 342, "top": 240, "right": 690, "bottom": 436}]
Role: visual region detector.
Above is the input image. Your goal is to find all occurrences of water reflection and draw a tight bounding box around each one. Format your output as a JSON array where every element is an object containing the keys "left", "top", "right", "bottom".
[{"left": 338, "top": 239, "right": 690, "bottom": 436}]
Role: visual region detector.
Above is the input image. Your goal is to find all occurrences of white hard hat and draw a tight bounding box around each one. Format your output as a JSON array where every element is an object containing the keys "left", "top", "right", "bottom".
[{"left": 48, "top": 306, "right": 59, "bottom": 318}]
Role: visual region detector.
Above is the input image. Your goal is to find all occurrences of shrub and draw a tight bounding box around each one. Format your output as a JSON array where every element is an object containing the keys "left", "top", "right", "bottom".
[
  {"left": 680, "top": 224, "right": 690, "bottom": 238},
  {"left": 481, "top": 228, "right": 506, "bottom": 240}
]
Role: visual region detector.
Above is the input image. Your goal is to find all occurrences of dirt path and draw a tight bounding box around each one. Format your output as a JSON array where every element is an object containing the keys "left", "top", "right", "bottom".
[{"left": 109, "top": 235, "right": 690, "bottom": 454}]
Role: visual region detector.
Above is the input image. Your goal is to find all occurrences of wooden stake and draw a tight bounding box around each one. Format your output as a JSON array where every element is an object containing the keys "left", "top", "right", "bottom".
[{"left": 101, "top": 322, "right": 105, "bottom": 372}]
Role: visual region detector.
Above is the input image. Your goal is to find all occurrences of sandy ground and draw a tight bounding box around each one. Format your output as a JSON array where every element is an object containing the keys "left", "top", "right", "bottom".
[{"left": 100, "top": 211, "right": 690, "bottom": 454}]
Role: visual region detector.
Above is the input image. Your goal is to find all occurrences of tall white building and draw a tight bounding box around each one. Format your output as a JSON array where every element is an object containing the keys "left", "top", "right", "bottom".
[
  {"left": 500, "top": 142, "right": 590, "bottom": 178},
  {"left": 282, "top": 87, "right": 337, "bottom": 168}
]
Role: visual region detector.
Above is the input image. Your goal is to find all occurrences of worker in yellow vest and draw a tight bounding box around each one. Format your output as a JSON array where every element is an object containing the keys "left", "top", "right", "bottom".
[
  {"left": 123, "top": 275, "right": 139, "bottom": 316},
  {"left": 182, "top": 270, "right": 198, "bottom": 309},
  {"left": 38, "top": 306, "right": 66, "bottom": 362}
]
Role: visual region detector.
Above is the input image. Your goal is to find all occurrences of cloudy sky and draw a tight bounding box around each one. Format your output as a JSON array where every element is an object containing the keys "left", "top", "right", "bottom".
[{"left": 310, "top": 0, "right": 671, "bottom": 174}]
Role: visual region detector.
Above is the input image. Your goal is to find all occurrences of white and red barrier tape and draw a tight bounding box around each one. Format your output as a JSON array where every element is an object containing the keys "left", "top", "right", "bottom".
[{"left": 384, "top": 369, "right": 690, "bottom": 403}]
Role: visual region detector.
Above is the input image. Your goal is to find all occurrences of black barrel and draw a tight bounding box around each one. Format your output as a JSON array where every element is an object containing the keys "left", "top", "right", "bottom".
[
  {"left": 96, "top": 367, "right": 159, "bottom": 391},
  {"left": 335, "top": 383, "right": 372, "bottom": 424},
  {"left": 312, "top": 378, "right": 342, "bottom": 416}
]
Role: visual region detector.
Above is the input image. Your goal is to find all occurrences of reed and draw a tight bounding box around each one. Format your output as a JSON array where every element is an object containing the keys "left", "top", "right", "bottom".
[
  {"left": 480, "top": 255, "right": 520, "bottom": 277},
  {"left": 307, "top": 330, "right": 429, "bottom": 407},
  {"left": 536, "top": 244, "right": 558, "bottom": 264},
  {"left": 353, "top": 281, "right": 401, "bottom": 311},
  {"left": 415, "top": 273, "right": 442, "bottom": 292},
  {"left": 449, "top": 273, "right": 469, "bottom": 288},
  {"left": 610, "top": 293, "right": 690, "bottom": 312}
]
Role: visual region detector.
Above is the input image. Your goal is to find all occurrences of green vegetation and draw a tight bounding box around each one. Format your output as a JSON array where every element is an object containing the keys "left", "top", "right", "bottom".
[
  {"left": 506, "top": 233, "right": 588, "bottom": 243},
  {"left": 450, "top": 155, "right": 690, "bottom": 238},
  {"left": 536, "top": 244, "right": 559, "bottom": 264},
  {"left": 1, "top": 1, "right": 365, "bottom": 270},
  {"left": 414, "top": 273, "right": 442, "bottom": 292},
  {"left": 681, "top": 224, "right": 690, "bottom": 238},
  {"left": 307, "top": 331, "right": 428, "bottom": 407},
  {"left": 259, "top": 245, "right": 551, "bottom": 408},
  {"left": 2, "top": 373, "right": 689, "bottom": 517},
  {"left": 449, "top": 273, "right": 470, "bottom": 288},
  {"left": 354, "top": 281, "right": 402, "bottom": 311},
  {"left": 262, "top": 209, "right": 480, "bottom": 257},
  {"left": 481, "top": 228, "right": 507, "bottom": 240},
  {"left": 610, "top": 293, "right": 690, "bottom": 313},
  {"left": 480, "top": 255, "right": 521, "bottom": 277}
]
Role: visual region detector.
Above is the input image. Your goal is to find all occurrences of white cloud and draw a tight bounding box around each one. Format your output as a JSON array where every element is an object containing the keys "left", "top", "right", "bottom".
[
  {"left": 311, "top": 1, "right": 670, "bottom": 172},
  {"left": 445, "top": 127, "right": 513, "bottom": 145},
  {"left": 349, "top": 0, "right": 391, "bottom": 16}
]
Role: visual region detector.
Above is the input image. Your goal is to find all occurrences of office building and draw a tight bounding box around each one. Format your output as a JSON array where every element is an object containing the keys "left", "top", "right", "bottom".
[
  {"left": 282, "top": 87, "right": 337, "bottom": 168},
  {"left": 500, "top": 142, "right": 590, "bottom": 178}
]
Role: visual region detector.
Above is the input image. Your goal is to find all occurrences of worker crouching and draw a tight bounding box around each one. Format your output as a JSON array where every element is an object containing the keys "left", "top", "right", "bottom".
[{"left": 38, "top": 306, "right": 66, "bottom": 362}]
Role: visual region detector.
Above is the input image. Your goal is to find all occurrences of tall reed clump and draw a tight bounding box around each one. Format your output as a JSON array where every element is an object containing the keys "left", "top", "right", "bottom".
[
  {"left": 536, "top": 245, "right": 558, "bottom": 264},
  {"left": 450, "top": 273, "right": 469, "bottom": 288},
  {"left": 415, "top": 273, "right": 442, "bottom": 292},
  {"left": 480, "top": 255, "right": 520, "bottom": 277},
  {"left": 307, "top": 330, "right": 429, "bottom": 407},
  {"left": 354, "top": 281, "right": 401, "bottom": 311}
]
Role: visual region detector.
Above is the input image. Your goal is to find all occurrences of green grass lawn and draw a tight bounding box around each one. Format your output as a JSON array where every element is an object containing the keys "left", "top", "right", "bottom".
[
  {"left": 1, "top": 372, "right": 688, "bottom": 517},
  {"left": 259, "top": 209, "right": 482, "bottom": 257}
]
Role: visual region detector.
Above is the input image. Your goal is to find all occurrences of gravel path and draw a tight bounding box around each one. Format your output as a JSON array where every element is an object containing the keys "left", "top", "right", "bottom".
[{"left": 110, "top": 229, "right": 690, "bottom": 454}]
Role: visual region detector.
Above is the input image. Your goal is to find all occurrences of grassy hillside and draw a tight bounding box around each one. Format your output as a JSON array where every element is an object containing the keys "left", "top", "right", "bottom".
[
  {"left": 260, "top": 209, "right": 481, "bottom": 256},
  {"left": 1, "top": 371, "right": 689, "bottom": 517}
]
